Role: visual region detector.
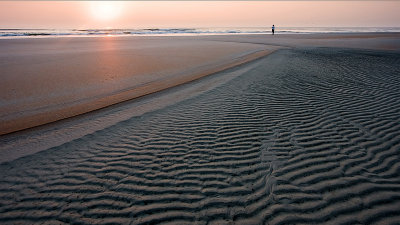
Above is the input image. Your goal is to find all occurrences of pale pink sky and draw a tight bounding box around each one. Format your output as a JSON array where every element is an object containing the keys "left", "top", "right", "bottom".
[{"left": 0, "top": 1, "right": 399, "bottom": 28}]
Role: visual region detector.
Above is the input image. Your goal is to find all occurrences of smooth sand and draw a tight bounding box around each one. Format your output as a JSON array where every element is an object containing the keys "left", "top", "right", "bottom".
[
  {"left": 0, "top": 36, "right": 278, "bottom": 135},
  {"left": 203, "top": 32, "right": 400, "bottom": 51}
]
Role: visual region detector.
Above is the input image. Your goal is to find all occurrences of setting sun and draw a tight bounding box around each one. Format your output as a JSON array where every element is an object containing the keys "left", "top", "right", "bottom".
[{"left": 89, "top": 1, "right": 124, "bottom": 21}]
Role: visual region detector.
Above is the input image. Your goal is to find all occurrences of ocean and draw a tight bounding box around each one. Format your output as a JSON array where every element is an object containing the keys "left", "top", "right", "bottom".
[{"left": 1, "top": 27, "right": 400, "bottom": 38}]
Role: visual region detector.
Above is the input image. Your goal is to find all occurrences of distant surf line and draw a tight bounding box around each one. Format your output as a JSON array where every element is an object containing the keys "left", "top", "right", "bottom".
[{"left": 1, "top": 27, "right": 400, "bottom": 38}]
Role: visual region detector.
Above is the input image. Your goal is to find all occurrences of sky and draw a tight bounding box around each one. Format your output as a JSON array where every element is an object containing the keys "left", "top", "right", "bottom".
[{"left": 0, "top": 1, "right": 399, "bottom": 29}]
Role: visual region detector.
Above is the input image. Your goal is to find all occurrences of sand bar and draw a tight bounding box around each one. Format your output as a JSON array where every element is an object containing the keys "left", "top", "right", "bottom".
[{"left": 0, "top": 36, "right": 279, "bottom": 135}]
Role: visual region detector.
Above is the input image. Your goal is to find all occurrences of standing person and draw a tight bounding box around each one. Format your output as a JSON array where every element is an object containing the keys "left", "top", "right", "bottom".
[{"left": 272, "top": 24, "right": 275, "bottom": 35}]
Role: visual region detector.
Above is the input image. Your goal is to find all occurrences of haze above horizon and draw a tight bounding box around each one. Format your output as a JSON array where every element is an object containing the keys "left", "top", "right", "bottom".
[{"left": 0, "top": 1, "right": 399, "bottom": 29}]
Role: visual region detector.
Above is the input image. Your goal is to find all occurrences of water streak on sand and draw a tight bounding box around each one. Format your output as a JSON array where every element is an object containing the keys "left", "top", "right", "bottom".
[{"left": 0, "top": 48, "right": 400, "bottom": 224}]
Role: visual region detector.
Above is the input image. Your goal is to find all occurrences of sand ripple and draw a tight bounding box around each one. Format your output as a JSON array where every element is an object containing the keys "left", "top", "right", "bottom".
[{"left": 1, "top": 48, "right": 400, "bottom": 224}]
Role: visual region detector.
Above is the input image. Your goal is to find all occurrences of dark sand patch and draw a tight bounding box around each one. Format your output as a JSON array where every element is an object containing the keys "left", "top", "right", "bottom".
[{"left": 1, "top": 48, "right": 399, "bottom": 224}]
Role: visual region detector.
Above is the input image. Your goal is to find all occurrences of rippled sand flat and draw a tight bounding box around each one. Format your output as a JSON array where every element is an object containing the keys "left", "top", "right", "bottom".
[{"left": 1, "top": 48, "right": 399, "bottom": 224}]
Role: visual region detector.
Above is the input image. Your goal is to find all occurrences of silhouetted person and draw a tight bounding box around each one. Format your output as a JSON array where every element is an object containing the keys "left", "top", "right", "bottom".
[{"left": 272, "top": 25, "right": 275, "bottom": 35}]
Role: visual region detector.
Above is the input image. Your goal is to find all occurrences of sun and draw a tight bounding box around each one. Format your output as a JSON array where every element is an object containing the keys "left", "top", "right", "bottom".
[{"left": 89, "top": 1, "right": 124, "bottom": 21}]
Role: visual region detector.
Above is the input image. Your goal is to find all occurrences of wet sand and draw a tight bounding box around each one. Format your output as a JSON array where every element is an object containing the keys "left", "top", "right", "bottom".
[
  {"left": 1, "top": 33, "right": 400, "bottom": 224},
  {"left": 203, "top": 32, "right": 400, "bottom": 51},
  {"left": 0, "top": 36, "right": 277, "bottom": 135}
]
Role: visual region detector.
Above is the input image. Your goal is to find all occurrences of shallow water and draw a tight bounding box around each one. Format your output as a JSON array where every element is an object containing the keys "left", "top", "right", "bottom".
[
  {"left": 2, "top": 27, "right": 400, "bottom": 39},
  {"left": 0, "top": 48, "right": 400, "bottom": 224}
]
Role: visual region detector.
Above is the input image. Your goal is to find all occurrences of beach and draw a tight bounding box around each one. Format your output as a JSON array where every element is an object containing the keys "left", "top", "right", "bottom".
[{"left": 1, "top": 33, "right": 400, "bottom": 224}]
